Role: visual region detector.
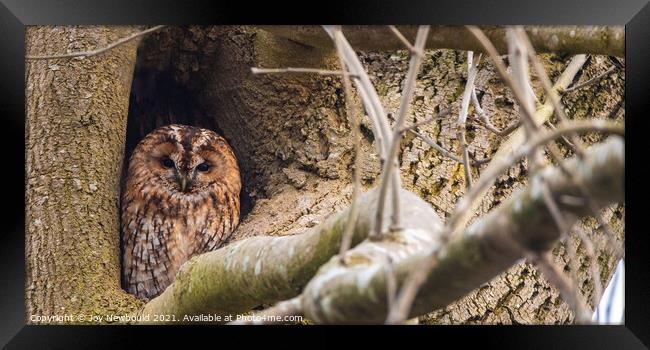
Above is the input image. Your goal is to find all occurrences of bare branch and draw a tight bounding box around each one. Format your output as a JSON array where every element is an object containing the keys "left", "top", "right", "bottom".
[
  {"left": 527, "top": 251, "right": 592, "bottom": 323},
  {"left": 514, "top": 27, "right": 624, "bottom": 262},
  {"left": 387, "top": 25, "right": 422, "bottom": 55},
  {"left": 332, "top": 27, "right": 364, "bottom": 260},
  {"left": 26, "top": 25, "right": 166, "bottom": 60},
  {"left": 538, "top": 178, "right": 591, "bottom": 323},
  {"left": 453, "top": 25, "right": 586, "bottom": 235},
  {"left": 504, "top": 27, "right": 538, "bottom": 134},
  {"left": 408, "top": 129, "right": 490, "bottom": 166},
  {"left": 448, "top": 119, "right": 623, "bottom": 232},
  {"left": 398, "top": 108, "right": 450, "bottom": 133},
  {"left": 260, "top": 26, "right": 624, "bottom": 57},
  {"left": 302, "top": 137, "right": 623, "bottom": 324},
  {"left": 545, "top": 120, "right": 576, "bottom": 148},
  {"left": 471, "top": 88, "right": 521, "bottom": 137},
  {"left": 457, "top": 51, "right": 482, "bottom": 188},
  {"left": 388, "top": 120, "right": 621, "bottom": 324},
  {"left": 321, "top": 26, "right": 392, "bottom": 161},
  {"left": 251, "top": 67, "right": 359, "bottom": 78},
  {"left": 561, "top": 65, "right": 617, "bottom": 94},
  {"left": 374, "top": 25, "right": 430, "bottom": 236}
]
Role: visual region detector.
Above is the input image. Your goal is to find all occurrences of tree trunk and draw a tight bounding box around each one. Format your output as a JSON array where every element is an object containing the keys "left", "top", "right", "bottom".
[
  {"left": 25, "top": 26, "right": 144, "bottom": 322},
  {"left": 25, "top": 25, "right": 625, "bottom": 324}
]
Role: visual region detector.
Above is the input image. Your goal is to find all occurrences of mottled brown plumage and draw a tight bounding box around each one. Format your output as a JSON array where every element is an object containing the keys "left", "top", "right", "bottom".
[{"left": 121, "top": 124, "right": 241, "bottom": 300}]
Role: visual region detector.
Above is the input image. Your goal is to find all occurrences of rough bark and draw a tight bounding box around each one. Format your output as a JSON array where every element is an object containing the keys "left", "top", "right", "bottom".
[
  {"left": 25, "top": 26, "right": 144, "bottom": 323},
  {"left": 25, "top": 25, "right": 625, "bottom": 324}
]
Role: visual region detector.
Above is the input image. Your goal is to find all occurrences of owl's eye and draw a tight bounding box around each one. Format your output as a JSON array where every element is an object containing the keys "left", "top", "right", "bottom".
[
  {"left": 196, "top": 162, "right": 210, "bottom": 172},
  {"left": 161, "top": 158, "right": 175, "bottom": 168}
]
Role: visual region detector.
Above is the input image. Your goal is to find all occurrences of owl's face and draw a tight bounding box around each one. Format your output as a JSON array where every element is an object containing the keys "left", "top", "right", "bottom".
[{"left": 128, "top": 124, "right": 240, "bottom": 199}]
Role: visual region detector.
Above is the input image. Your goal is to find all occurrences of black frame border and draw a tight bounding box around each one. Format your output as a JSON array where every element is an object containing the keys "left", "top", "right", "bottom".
[{"left": 1, "top": 0, "right": 648, "bottom": 348}]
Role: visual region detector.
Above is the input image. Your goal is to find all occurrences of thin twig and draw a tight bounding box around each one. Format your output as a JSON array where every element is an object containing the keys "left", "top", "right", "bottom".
[
  {"left": 383, "top": 26, "right": 435, "bottom": 237},
  {"left": 538, "top": 174, "right": 594, "bottom": 316},
  {"left": 572, "top": 226, "right": 605, "bottom": 317},
  {"left": 506, "top": 28, "right": 539, "bottom": 135},
  {"left": 409, "top": 130, "right": 490, "bottom": 166},
  {"left": 457, "top": 52, "right": 482, "bottom": 125},
  {"left": 398, "top": 108, "right": 451, "bottom": 133},
  {"left": 561, "top": 65, "right": 617, "bottom": 94},
  {"left": 387, "top": 25, "right": 424, "bottom": 56},
  {"left": 26, "top": 25, "right": 166, "bottom": 60},
  {"left": 374, "top": 25, "right": 430, "bottom": 237},
  {"left": 527, "top": 251, "right": 592, "bottom": 324},
  {"left": 471, "top": 88, "right": 521, "bottom": 137},
  {"left": 539, "top": 177, "right": 589, "bottom": 322},
  {"left": 545, "top": 120, "right": 576, "bottom": 148},
  {"left": 322, "top": 26, "right": 391, "bottom": 161},
  {"left": 514, "top": 27, "right": 587, "bottom": 154},
  {"left": 457, "top": 51, "right": 482, "bottom": 188},
  {"left": 386, "top": 250, "right": 439, "bottom": 324},
  {"left": 472, "top": 114, "right": 522, "bottom": 136},
  {"left": 332, "top": 27, "right": 364, "bottom": 261},
  {"left": 458, "top": 127, "right": 473, "bottom": 187},
  {"left": 251, "top": 67, "right": 360, "bottom": 78}
]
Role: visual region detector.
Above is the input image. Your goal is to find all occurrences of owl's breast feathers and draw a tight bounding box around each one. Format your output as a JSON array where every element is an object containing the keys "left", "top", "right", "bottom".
[{"left": 122, "top": 184, "right": 239, "bottom": 300}]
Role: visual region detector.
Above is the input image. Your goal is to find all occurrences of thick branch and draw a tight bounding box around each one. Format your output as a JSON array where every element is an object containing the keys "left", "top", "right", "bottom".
[
  {"left": 300, "top": 137, "right": 623, "bottom": 324},
  {"left": 138, "top": 187, "right": 420, "bottom": 322},
  {"left": 259, "top": 26, "right": 624, "bottom": 57}
]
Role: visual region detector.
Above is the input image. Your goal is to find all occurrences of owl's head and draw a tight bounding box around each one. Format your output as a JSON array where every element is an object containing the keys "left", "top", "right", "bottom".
[{"left": 128, "top": 124, "right": 241, "bottom": 198}]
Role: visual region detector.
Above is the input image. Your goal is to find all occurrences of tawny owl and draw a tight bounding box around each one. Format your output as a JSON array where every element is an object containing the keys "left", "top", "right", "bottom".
[{"left": 121, "top": 124, "right": 241, "bottom": 300}]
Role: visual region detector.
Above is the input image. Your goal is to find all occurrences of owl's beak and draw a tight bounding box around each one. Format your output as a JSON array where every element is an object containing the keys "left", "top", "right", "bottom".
[{"left": 179, "top": 176, "right": 191, "bottom": 192}]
